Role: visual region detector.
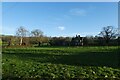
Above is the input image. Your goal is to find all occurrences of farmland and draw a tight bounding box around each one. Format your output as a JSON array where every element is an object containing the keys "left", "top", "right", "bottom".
[{"left": 2, "top": 46, "right": 120, "bottom": 79}]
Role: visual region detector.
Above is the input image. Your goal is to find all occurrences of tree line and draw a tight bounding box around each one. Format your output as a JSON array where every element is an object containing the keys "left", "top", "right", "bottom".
[{"left": 1, "top": 26, "right": 120, "bottom": 47}]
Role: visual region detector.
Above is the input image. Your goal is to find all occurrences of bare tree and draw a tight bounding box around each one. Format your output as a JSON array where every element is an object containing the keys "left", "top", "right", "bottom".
[
  {"left": 31, "top": 29, "right": 43, "bottom": 46},
  {"left": 31, "top": 29, "right": 43, "bottom": 37},
  {"left": 16, "top": 26, "right": 29, "bottom": 45},
  {"left": 99, "top": 26, "right": 117, "bottom": 45}
]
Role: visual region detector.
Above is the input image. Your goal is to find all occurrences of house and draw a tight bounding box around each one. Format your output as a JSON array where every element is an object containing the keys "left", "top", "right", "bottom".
[{"left": 71, "top": 35, "right": 83, "bottom": 46}]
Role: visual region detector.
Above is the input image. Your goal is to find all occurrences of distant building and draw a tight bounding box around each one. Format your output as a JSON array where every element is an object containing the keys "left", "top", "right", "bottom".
[{"left": 71, "top": 35, "right": 83, "bottom": 46}]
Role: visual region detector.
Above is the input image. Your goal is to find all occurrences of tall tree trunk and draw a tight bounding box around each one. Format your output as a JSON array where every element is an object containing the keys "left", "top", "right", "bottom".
[
  {"left": 38, "top": 41, "right": 41, "bottom": 46},
  {"left": 7, "top": 39, "right": 11, "bottom": 46},
  {"left": 106, "top": 38, "right": 109, "bottom": 46},
  {"left": 20, "top": 37, "right": 23, "bottom": 45}
]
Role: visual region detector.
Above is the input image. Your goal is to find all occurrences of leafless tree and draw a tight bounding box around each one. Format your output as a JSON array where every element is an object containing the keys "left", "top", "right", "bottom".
[
  {"left": 16, "top": 26, "right": 29, "bottom": 45},
  {"left": 31, "top": 29, "right": 43, "bottom": 46},
  {"left": 31, "top": 29, "right": 43, "bottom": 37},
  {"left": 99, "top": 26, "right": 117, "bottom": 45}
]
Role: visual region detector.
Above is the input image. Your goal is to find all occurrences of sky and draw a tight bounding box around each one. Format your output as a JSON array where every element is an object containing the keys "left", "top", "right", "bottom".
[
  {"left": 2, "top": 2, "right": 118, "bottom": 37},
  {"left": 2, "top": 0, "right": 119, "bottom": 2}
]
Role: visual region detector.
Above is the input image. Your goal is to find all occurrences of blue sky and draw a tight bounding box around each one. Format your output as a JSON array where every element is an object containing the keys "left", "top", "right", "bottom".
[{"left": 2, "top": 2, "right": 118, "bottom": 37}]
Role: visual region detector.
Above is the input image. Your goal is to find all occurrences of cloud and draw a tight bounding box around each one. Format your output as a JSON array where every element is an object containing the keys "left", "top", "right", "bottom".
[
  {"left": 70, "top": 8, "right": 87, "bottom": 16},
  {"left": 72, "top": 32, "right": 99, "bottom": 37},
  {"left": 2, "top": 26, "right": 15, "bottom": 35},
  {"left": 58, "top": 26, "right": 65, "bottom": 31}
]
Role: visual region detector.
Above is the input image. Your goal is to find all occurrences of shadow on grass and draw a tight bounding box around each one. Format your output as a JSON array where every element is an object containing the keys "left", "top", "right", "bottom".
[{"left": 3, "top": 49, "right": 120, "bottom": 68}]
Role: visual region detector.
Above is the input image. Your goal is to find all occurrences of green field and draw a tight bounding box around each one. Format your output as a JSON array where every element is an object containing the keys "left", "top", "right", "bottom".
[{"left": 2, "top": 46, "right": 120, "bottom": 79}]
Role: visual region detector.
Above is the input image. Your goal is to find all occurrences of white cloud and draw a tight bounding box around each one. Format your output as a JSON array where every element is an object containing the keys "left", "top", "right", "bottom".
[
  {"left": 58, "top": 26, "right": 65, "bottom": 31},
  {"left": 72, "top": 32, "right": 99, "bottom": 37},
  {"left": 70, "top": 8, "right": 87, "bottom": 16},
  {"left": 2, "top": 26, "right": 15, "bottom": 35}
]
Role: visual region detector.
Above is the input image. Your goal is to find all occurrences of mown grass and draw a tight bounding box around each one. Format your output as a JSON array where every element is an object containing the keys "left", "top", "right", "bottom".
[{"left": 2, "top": 46, "right": 120, "bottom": 79}]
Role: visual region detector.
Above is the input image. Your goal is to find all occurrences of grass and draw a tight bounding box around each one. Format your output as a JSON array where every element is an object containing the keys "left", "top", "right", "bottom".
[{"left": 2, "top": 46, "right": 120, "bottom": 79}]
